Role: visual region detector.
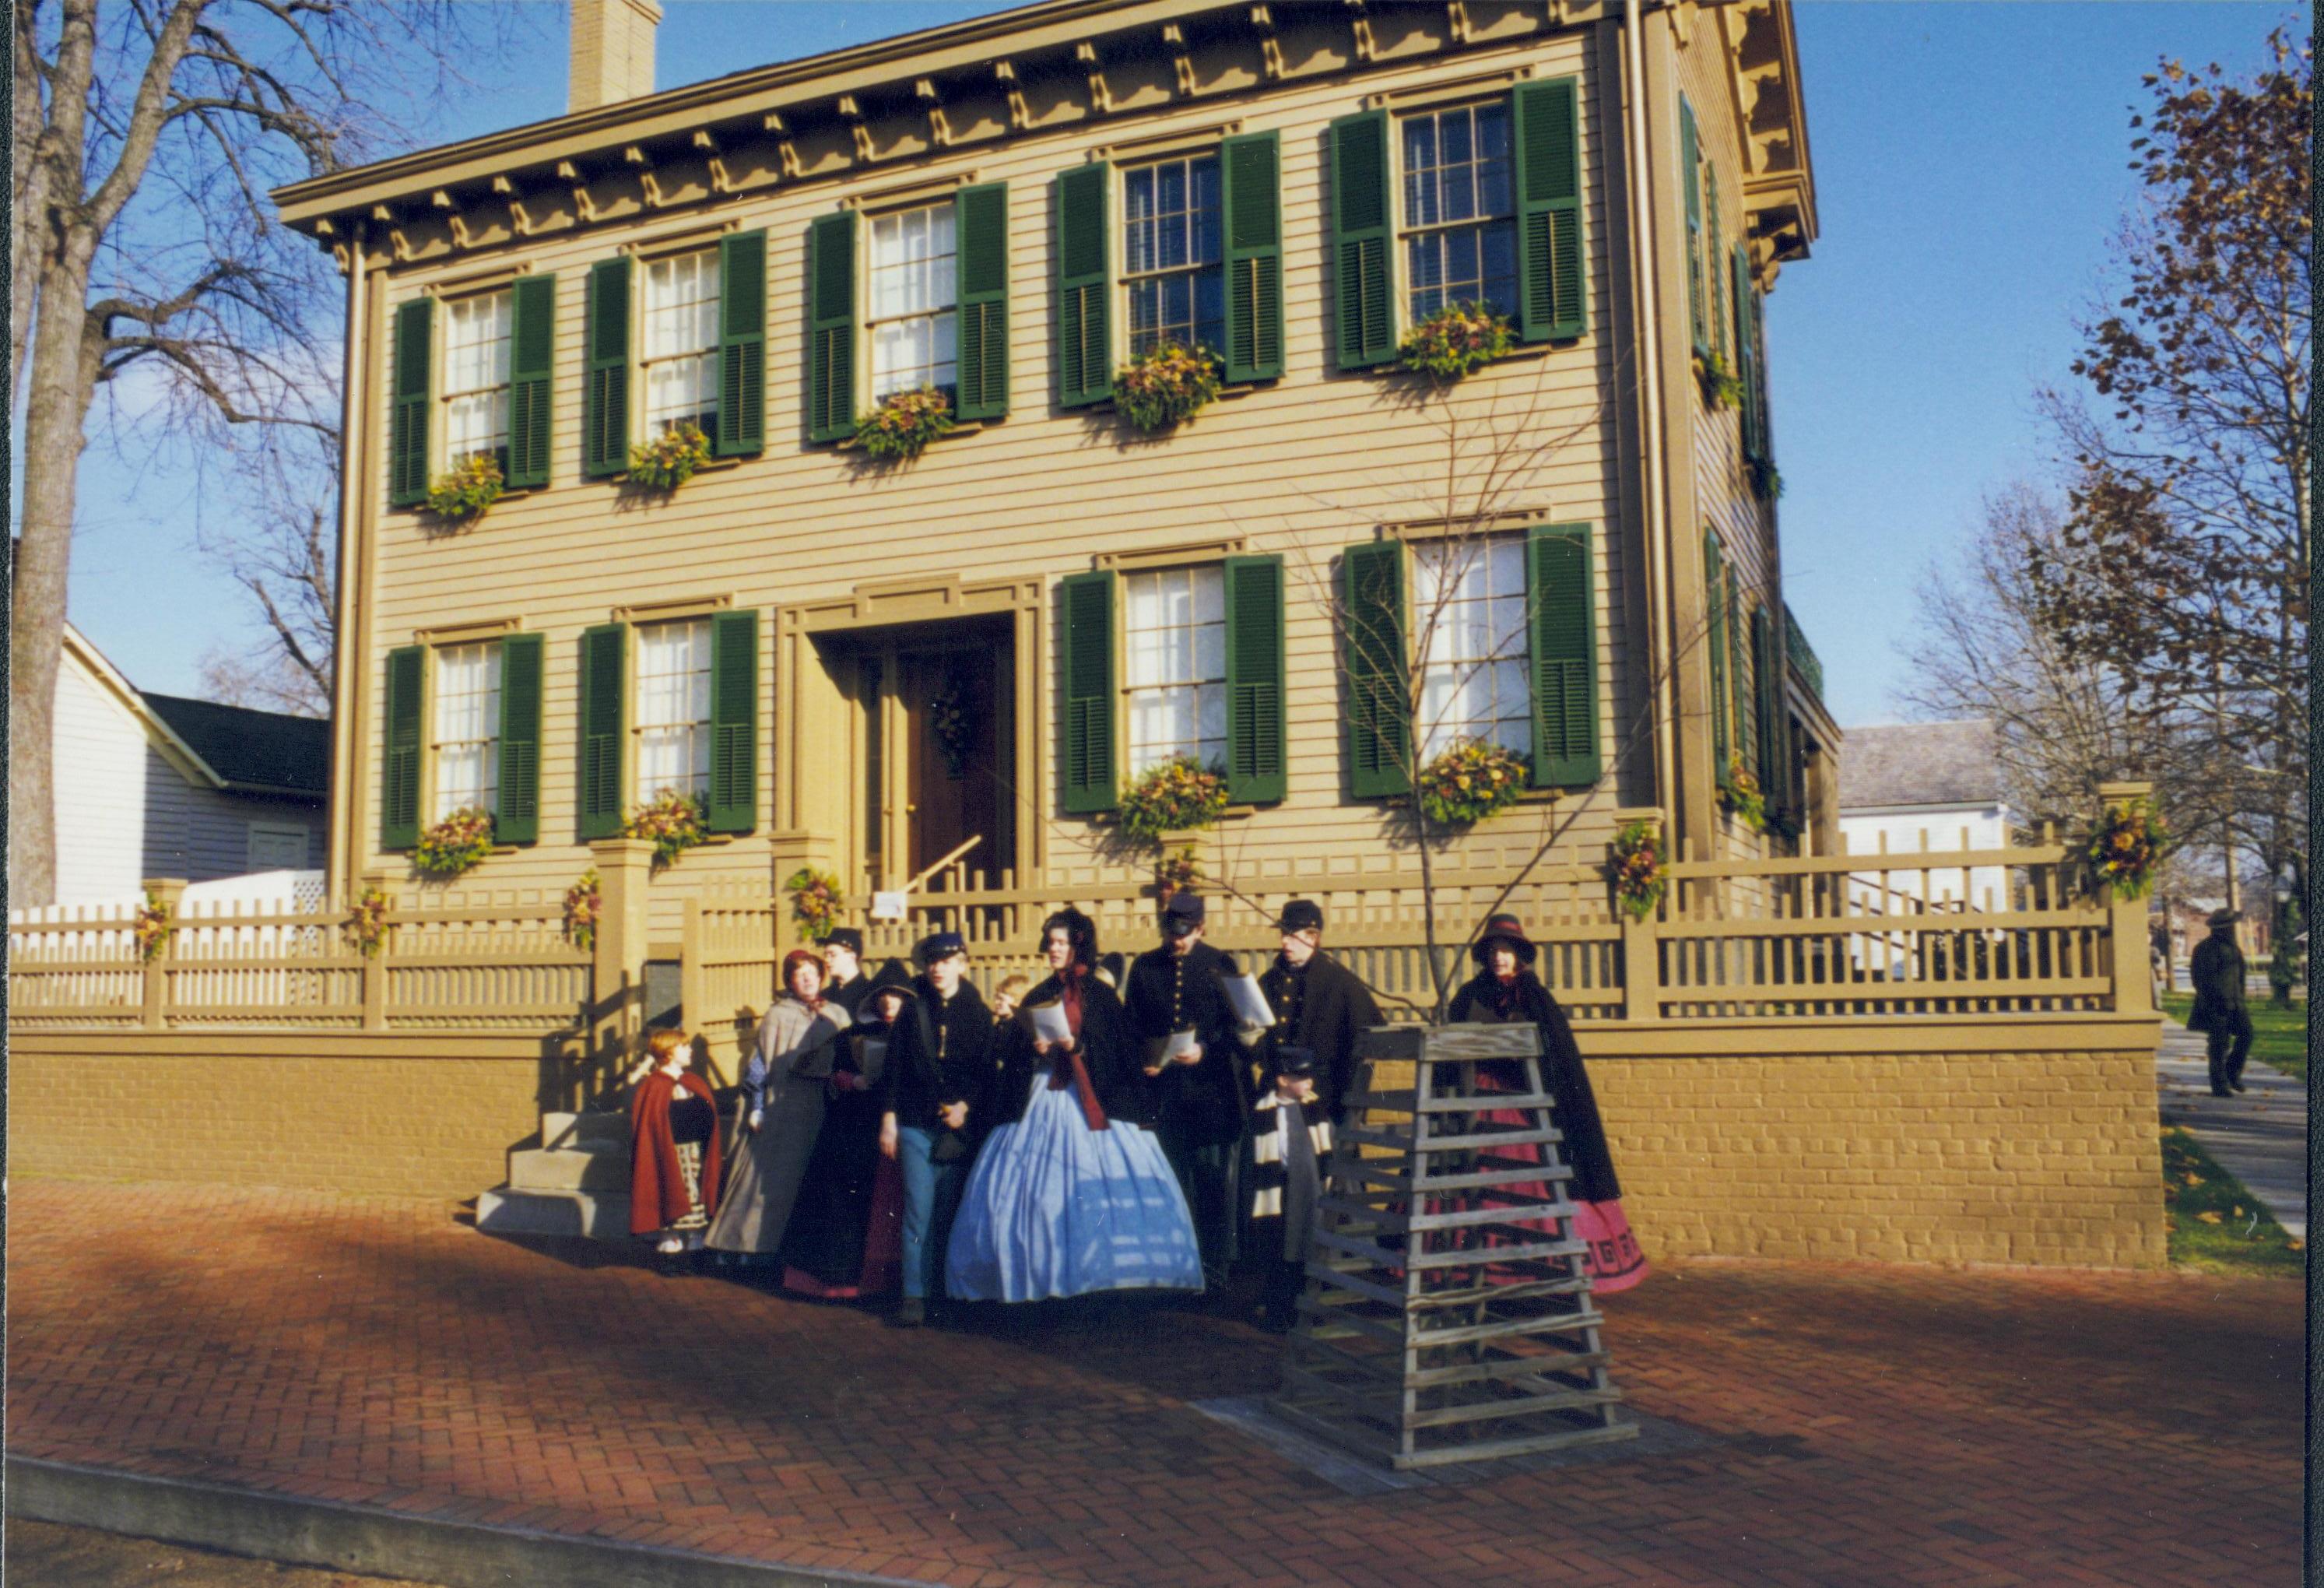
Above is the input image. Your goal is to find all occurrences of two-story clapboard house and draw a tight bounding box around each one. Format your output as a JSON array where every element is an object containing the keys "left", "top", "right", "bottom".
[{"left": 273, "top": 0, "right": 1834, "bottom": 933}]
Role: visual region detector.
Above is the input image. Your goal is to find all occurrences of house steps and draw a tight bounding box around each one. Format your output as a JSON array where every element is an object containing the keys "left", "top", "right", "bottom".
[{"left": 475, "top": 1110, "right": 634, "bottom": 1241}]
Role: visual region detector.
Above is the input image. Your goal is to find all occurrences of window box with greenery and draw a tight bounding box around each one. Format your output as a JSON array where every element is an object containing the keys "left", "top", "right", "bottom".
[
  {"left": 1398, "top": 303, "right": 1514, "bottom": 382},
  {"left": 1719, "top": 754, "right": 1766, "bottom": 832},
  {"left": 1694, "top": 348, "right": 1743, "bottom": 411},
  {"left": 853, "top": 385, "right": 955, "bottom": 462},
  {"left": 412, "top": 806, "right": 495, "bottom": 879},
  {"left": 1748, "top": 455, "right": 1783, "bottom": 501},
  {"left": 626, "top": 422, "right": 713, "bottom": 493},
  {"left": 1416, "top": 736, "right": 1527, "bottom": 827},
  {"left": 1116, "top": 755, "right": 1230, "bottom": 846},
  {"left": 1115, "top": 341, "right": 1224, "bottom": 432},
  {"left": 425, "top": 452, "right": 504, "bottom": 525},
  {"left": 624, "top": 789, "right": 707, "bottom": 868}
]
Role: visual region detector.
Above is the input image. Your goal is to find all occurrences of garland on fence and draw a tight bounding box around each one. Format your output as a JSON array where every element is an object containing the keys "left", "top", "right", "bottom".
[
  {"left": 784, "top": 867, "right": 844, "bottom": 942},
  {"left": 1117, "top": 756, "right": 1230, "bottom": 846},
  {"left": 1115, "top": 342, "right": 1223, "bottom": 432},
  {"left": 563, "top": 869, "right": 602, "bottom": 951},
  {"left": 1416, "top": 738, "right": 1527, "bottom": 827},
  {"left": 627, "top": 423, "right": 713, "bottom": 492},
  {"left": 427, "top": 452, "right": 504, "bottom": 524},
  {"left": 624, "top": 790, "right": 707, "bottom": 867},
  {"left": 413, "top": 806, "right": 495, "bottom": 878},
  {"left": 929, "top": 674, "right": 974, "bottom": 778},
  {"left": 854, "top": 386, "right": 955, "bottom": 462},
  {"left": 1398, "top": 302, "right": 1514, "bottom": 381},
  {"left": 1719, "top": 754, "right": 1766, "bottom": 832},
  {"left": 345, "top": 887, "right": 391, "bottom": 958},
  {"left": 2085, "top": 797, "right": 2168, "bottom": 901},
  {"left": 1610, "top": 821, "right": 1666, "bottom": 922},
  {"left": 133, "top": 890, "right": 172, "bottom": 962},
  {"left": 1153, "top": 847, "right": 1202, "bottom": 905}
]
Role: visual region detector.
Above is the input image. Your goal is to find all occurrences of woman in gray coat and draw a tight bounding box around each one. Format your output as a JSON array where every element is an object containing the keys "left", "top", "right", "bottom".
[{"left": 706, "top": 949, "right": 853, "bottom": 1260}]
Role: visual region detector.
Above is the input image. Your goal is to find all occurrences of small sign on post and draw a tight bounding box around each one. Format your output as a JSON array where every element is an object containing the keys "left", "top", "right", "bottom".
[{"left": 870, "top": 891, "right": 910, "bottom": 922}]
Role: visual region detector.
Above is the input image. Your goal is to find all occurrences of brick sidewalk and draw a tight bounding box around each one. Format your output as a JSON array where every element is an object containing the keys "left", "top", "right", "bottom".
[{"left": 7, "top": 1182, "right": 2301, "bottom": 1586}]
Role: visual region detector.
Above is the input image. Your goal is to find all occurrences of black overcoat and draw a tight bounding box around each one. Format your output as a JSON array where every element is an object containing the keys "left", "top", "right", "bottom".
[
  {"left": 1446, "top": 969, "right": 1622, "bottom": 1204},
  {"left": 879, "top": 974, "right": 998, "bottom": 1138},
  {"left": 1257, "top": 949, "right": 1384, "bottom": 1122},
  {"left": 1125, "top": 940, "right": 1250, "bottom": 1148},
  {"left": 2187, "top": 935, "right": 2247, "bottom": 1034}
]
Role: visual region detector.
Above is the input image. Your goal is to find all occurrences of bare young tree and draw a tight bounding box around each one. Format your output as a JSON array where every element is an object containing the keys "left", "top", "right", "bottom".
[
  {"left": 195, "top": 433, "right": 339, "bottom": 717},
  {"left": 10, "top": 0, "right": 516, "bottom": 905}
]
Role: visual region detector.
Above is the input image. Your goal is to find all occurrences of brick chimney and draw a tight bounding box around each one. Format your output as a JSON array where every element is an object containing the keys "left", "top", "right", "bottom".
[{"left": 570, "top": 0, "right": 662, "bottom": 113}]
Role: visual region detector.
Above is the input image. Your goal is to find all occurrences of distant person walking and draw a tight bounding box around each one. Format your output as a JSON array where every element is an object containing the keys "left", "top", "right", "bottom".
[{"left": 2187, "top": 908, "right": 2252, "bottom": 1098}]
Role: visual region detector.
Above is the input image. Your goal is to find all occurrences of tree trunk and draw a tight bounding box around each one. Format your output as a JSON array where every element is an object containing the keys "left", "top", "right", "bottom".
[
  {"left": 12, "top": 6, "right": 47, "bottom": 406},
  {"left": 9, "top": 237, "right": 98, "bottom": 908}
]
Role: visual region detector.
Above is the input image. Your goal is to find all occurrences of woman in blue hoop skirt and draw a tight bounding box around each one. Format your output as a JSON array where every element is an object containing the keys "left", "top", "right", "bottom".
[{"left": 945, "top": 908, "right": 1203, "bottom": 1302}]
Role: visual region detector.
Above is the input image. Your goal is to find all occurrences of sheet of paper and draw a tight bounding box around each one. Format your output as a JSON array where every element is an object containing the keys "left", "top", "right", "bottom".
[
  {"left": 1222, "top": 972, "right": 1273, "bottom": 1029},
  {"left": 1028, "top": 1000, "right": 1073, "bottom": 1046},
  {"left": 1143, "top": 1027, "right": 1199, "bottom": 1068}
]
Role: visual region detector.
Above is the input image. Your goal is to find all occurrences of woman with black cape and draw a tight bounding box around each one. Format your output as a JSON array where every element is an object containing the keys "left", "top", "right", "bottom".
[
  {"left": 1447, "top": 913, "right": 1648, "bottom": 1292},
  {"left": 779, "top": 959, "right": 914, "bottom": 1299}
]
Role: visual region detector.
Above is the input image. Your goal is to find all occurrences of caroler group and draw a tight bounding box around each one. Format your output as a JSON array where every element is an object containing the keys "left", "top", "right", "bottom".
[{"left": 627, "top": 894, "right": 1648, "bottom": 1330}]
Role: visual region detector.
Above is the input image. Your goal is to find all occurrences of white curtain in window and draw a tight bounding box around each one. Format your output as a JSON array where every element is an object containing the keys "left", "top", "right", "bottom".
[
  {"left": 1413, "top": 538, "right": 1529, "bottom": 758},
  {"left": 431, "top": 643, "right": 502, "bottom": 813},
  {"left": 642, "top": 252, "right": 721, "bottom": 432},
  {"left": 868, "top": 205, "right": 958, "bottom": 399},
  {"left": 442, "top": 291, "right": 511, "bottom": 462},
  {"left": 1123, "top": 566, "right": 1227, "bottom": 775},
  {"left": 634, "top": 620, "right": 711, "bottom": 799}
]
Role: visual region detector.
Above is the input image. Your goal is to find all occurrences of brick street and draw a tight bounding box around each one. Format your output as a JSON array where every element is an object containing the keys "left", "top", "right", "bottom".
[{"left": 6, "top": 1182, "right": 2301, "bottom": 1586}]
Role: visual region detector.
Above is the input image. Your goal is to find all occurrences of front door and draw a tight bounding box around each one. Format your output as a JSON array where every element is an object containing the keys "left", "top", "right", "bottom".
[{"left": 858, "top": 623, "right": 1013, "bottom": 892}]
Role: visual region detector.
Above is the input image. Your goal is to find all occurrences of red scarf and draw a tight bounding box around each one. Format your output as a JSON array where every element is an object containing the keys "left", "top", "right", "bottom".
[{"left": 1045, "top": 965, "right": 1109, "bottom": 1131}]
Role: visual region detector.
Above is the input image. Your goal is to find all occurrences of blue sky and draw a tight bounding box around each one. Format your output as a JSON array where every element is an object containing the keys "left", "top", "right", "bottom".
[{"left": 51, "top": 1, "right": 2288, "bottom": 729}]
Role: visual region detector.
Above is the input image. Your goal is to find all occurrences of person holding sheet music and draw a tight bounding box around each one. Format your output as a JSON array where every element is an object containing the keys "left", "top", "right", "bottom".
[
  {"left": 1256, "top": 898, "right": 1383, "bottom": 1124},
  {"left": 1125, "top": 892, "right": 1259, "bottom": 1288},
  {"left": 875, "top": 933, "right": 995, "bottom": 1327},
  {"left": 943, "top": 908, "right": 1202, "bottom": 1302}
]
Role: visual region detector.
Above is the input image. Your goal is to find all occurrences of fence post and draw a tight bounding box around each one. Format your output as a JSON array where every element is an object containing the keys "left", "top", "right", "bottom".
[
  {"left": 768, "top": 831, "right": 841, "bottom": 964},
  {"left": 358, "top": 870, "right": 391, "bottom": 1031},
  {"left": 1610, "top": 810, "right": 1664, "bottom": 1024},
  {"left": 140, "top": 877, "right": 188, "bottom": 1031},
  {"left": 589, "top": 838, "right": 657, "bottom": 1070},
  {"left": 2095, "top": 779, "right": 2157, "bottom": 1017},
  {"left": 679, "top": 893, "right": 705, "bottom": 1034}
]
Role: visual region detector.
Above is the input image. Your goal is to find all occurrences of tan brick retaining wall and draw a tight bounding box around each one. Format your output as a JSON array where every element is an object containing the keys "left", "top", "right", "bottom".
[{"left": 8, "top": 1015, "right": 2168, "bottom": 1267}]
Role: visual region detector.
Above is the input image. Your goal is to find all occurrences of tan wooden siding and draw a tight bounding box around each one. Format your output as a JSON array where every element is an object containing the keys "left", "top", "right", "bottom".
[{"left": 349, "top": 32, "right": 1648, "bottom": 914}]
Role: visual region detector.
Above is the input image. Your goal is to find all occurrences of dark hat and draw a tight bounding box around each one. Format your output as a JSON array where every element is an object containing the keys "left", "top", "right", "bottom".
[
  {"left": 1277, "top": 898, "right": 1325, "bottom": 935},
  {"left": 1162, "top": 891, "right": 1206, "bottom": 938},
  {"left": 1273, "top": 1045, "right": 1317, "bottom": 1079},
  {"left": 2206, "top": 908, "right": 2241, "bottom": 928},
  {"left": 915, "top": 930, "right": 967, "bottom": 966},
  {"left": 822, "top": 928, "right": 864, "bottom": 957},
  {"left": 867, "top": 957, "right": 916, "bottom": 998},
  {"left": 1472, "top": 913, "right": 1537, "bottom": 966}
]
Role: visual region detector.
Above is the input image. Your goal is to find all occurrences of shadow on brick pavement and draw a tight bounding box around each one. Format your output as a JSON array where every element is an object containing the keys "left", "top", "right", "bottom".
[{"left": 5, "top": 1182, "right": 2303, "bottom": 1588}]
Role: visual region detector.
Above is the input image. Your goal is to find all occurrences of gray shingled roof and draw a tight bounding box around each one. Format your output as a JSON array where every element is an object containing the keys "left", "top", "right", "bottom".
[
  {"left": 140, "top": 691, "right": 330, "bottom": 796},
  {"left": 1838, "top": 720, "right": 2004, "bottom": 810}
]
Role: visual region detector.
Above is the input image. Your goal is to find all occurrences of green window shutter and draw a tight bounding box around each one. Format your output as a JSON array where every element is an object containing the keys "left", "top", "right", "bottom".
[
  {"left": 388, "top": 299, "right": 433, "bottom": 507},
  {"left": 1220, "top": 131, "right": 1284, "bottom": 383},
  {"left": 1223, "top": 553, "right": 1287, "bottom": 804},
  {"left": 1732, "top": 244, "right": 1759, "bottom": 461},
  {"left": 1704, "top": 532, "right": 1730, "bottom": 781},
  {"left": 1705, "top": 167, "right": 1726, "bottom": 356},
  {"left": 1751, "top": 603, "right": 1778, "bottom": 796},
  {"left": 715, "top": 229, "right": 767, "bottom": 457},
  {"left": 953, "top": 181, "right": 1010, "bottom": 422},
  {"left": 1515, "top": 76, "right": 1586, "bottom": 343},
  {"left": 1328, "top": 111, "right": 1394, "bottom": 371},
  {"left": 577, "top": 623, "right": 628, "bottom": 839},
  {"left": 1527, "top": 523, "right": 1600, "bottom": 789},
  {"left": 506, "top": 275, "right": 555, "bottom": 490},
  {"left": 1059, "top": 571, "right": 1116, "bottom": 813},
  {"left": 1054, "top": 163, "right": 1112, "bottom": 408},
  {"left": 806, "top": 210, "right": 858, "bottom": 443},
  {"left": 583, "top": 258, "right": 631, "bottom": 478},
  {"left": 1750, "top": 280, "right": 1774, "bottom": 464},
  {"left": 496, "top": 632, "right": 544, "bottom": 845},
  {"left": 1341, "top": 540, "right": 1409, "bottom": 797},
  {"left": 707, "top": 609, "right": 758, "bottom": 834},
  {"left": 1734, "top": 596, "right": 1757, "bottom": 772},
  {"left": 1680, "top": 98, "right": 1705, "bottom": 357},
  {"left": 381, "top": 645, "right": 425, "bottom": 849}
]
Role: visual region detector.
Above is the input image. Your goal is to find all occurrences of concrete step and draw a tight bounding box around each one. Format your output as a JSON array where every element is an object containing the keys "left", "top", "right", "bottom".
[
  {"left": 541, "top": 1110, "right": 627, "bottom": 1149},
  {"left": 509, "top": 1145, "right": 629, "bottom": 1193},
  {"left": 476, "top": 1186, "right": 632, "bottom": 1241}
]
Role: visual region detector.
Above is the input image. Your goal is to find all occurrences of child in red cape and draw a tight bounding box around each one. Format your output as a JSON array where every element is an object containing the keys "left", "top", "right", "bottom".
[{"left": 630, "top": 1027, "right": 724, "bottom": 1256}]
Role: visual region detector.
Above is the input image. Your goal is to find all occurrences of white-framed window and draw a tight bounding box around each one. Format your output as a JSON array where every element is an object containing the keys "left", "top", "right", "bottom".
[
  {"left": 1122, "top": 154, "right": 1225, "bottom": 359},
  {"left": 430, "top": 641, "right": 502, "bottom": 817},
  {"left": 246, "top": 822, "right": 311, "bottom": 870},
  {"left": 866, "top": 204, "right": 957, "bottom": 402},
  {"left": 1412, "top": 536, "right": 1529, "bottom": 759},
  {"left": 1398, "top": 101, "right": 1518, "bottom": 324},
  {"left": 1122, "top": 565, "right": 1227, "bottom": 777},
  {"left": 640, "top": 251, "right": 720, "bottom": 436},
  {"left": 634, "top": 619, "right": 711, "bottom": 801},
  {"left": 441, "top": 290, "right": 512, "bottom": 466}
]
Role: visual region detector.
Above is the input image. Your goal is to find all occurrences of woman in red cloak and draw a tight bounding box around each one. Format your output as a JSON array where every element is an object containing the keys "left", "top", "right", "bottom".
[{"left": 630, "top": 1027, "right": 724, "bottom": 1256}]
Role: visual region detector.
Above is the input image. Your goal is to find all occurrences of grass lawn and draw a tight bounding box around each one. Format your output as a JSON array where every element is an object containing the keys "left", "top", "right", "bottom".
[
  {"left": 2161, "top": 1127, "right": 2305, "bottom": 1277},
  {"left": 2159, "top": 992, "right": 2309, "bottom": 1083}
]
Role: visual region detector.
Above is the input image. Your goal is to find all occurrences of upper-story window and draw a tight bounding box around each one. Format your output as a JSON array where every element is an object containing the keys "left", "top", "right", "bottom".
[
  {"left": 867, "top": 203, "right": 958, "bottom": 402},
  {"left": 1399, "top": 103, "right": 1518, "bottom": 323},
  {"left": 1412, "top": 536, "right": 1529, "bottom": 759},
  {"left": 441, "top": 290, "right": 511, "bottom": 469},
  {"left": 1123, "top": 565, "right": 1227, "bottom": 776},
  {"left": 641, "top": 251, "right": 720, "bottom": 437},
  {"left": 634, "top": 619, "right": 711, "bottom": 802},
  {"left": 1122, "top": 155, "right": 1224, "bottom": 358},
  {"left": 430, "top": 641, "right": 501, "bottom": 817}
]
